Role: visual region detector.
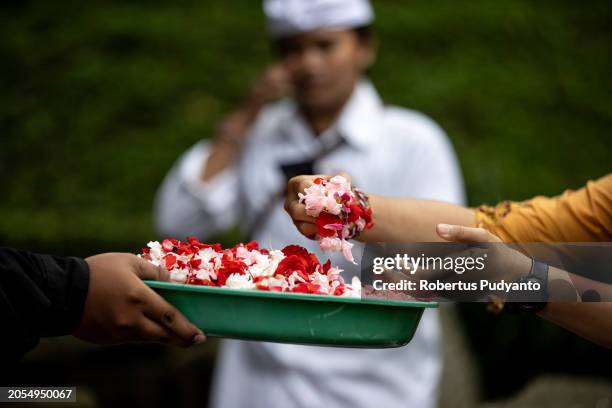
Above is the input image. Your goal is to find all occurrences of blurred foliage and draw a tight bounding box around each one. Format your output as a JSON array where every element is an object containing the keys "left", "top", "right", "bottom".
[{"left": 0, "top": 0, "right": 611, "bottom": 399}]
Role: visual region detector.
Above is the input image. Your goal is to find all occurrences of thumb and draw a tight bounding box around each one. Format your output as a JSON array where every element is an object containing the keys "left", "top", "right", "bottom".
[
  {"left": 133, "top": 256, "right": 170, "bottom": 282},
  {"left": 436, "top": 224, "right": 497, "bottom": 243}
]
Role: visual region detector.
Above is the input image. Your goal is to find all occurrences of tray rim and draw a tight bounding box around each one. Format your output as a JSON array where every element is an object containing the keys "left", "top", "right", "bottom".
[{"left": 145, "top": 280, "right": 438, "bottom": 309}]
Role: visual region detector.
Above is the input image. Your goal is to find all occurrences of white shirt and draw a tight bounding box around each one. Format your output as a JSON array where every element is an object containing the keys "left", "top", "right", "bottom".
[{"left": 154, "top": 80, "right": 465, "bottom": 408}]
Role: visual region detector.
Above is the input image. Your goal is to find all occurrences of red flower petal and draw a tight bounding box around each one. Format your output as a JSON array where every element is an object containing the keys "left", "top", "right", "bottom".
[
  {"left": 164, "top": 254, "right": 177, "bottom": 270},
  {"left": 162, "top": 239, "right": 175, "bottom": 252},
  {"left": 281, "top": 244, "right": 310, "bottom": 258},
  {"left": 245, "top": 241, "right": 259, "bottom": 251},
  {"left": 316, "top": 213, "right": 342, "bottom": 238},
  {"left": 189, "top": 258, "right": 202, "bottom": 270},
  {"left": 307, "top": 282, "right": 322, "bottom": 293},
  {"left": 296, "top": 270, "right": 310, "bottom": 282},
  {"left": 292, "top": 283, "right": 309, "bottom": 293},
  {"left": 347, "top": 204, "right": 363, "bottom": 223},
  {"left": 275, "top": 255, "right": 308, "bottom": 277}
]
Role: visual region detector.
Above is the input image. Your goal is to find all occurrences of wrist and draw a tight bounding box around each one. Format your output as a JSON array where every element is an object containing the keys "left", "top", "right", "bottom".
[
  {"left": 214, "top": 101, "right": 261, "bottom": 146},
  {"left": 355, "top": 194, "right": 381, "bottom": 242},
  {"left": 212, "top": 134, "right": 243, "bottom": 151},
  {"left": 240, "top": 96, "right": 265, "bottom": 119},
  {"left": 346, "top": 187, "right": 374, "bottom": 241},
  {"left": 505, "top": 260, "right": 550, "bottom": 313},
  {"left": 509, "top": 252, "right": 533, "bottom": 282}
]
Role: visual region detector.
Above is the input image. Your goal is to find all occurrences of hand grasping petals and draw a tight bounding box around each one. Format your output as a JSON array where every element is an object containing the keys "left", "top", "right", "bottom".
[
  {"left": 285, "top": 174, "right": 373, "bottom": 263},
  {"left": 285, "top": 175, "right": 330, "bottom": 238}
]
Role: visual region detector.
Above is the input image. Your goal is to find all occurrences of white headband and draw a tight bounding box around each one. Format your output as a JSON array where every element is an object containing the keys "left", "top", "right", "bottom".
[{"left": 264, "top": 0, "right": 374, "bottom": 39}]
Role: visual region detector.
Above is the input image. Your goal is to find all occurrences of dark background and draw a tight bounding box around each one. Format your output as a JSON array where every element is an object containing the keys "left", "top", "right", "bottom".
[{"left": 1, "top": 0, "right": 611, "bottom": 406}]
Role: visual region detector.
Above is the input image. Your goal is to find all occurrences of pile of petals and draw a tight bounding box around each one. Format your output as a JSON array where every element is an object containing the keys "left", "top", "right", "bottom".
[
  {"left": 298, "top": 175, "right": 374, "bottom": 263},
  {"left": 138, "top": 237, "right": 361, "bottom": 297}
]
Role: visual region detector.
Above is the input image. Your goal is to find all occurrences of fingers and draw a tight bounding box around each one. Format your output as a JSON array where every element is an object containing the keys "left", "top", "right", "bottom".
[
  {"left": 284, "top": 194, "right": 317, "bottom": 239},
  {"left": 436, "top": 224, "right": 500, "bottom": 243},
  {"left": 141, "top": 286, "right": 205, "bottom": 345},
  {"left": 136, "top": 317, "right": 201, "bottom": 347},
  {"left": 264, "top": 63, "right": 288, "bottom": 84},
  {"left": 252, "top": 64, "right": 292, "bottom": 103},
  {"left": 132, "top": 255, "right": 170, "bottom": 282},
  {"left": 286, "top": 200, "right": 314, "bottom": 223},
  {"left": 336, "top": 171, "right": 352, "bottom": 183},
  {"left": 266, "top": 65, "right": 292, "bottom": 98},
  {"left": 285, "top": 175, "right": 326, "bottom": 234},
  {"left": 287, "top": 174, "right": 326, "bottom": 197},
  {"left": 284, "top": 173, "right": 354, "bottom": 239},
  {"left": 295, "top": 221, "right": 317, "bottom": 238},
  {"left": 285, "top": 174, "right": 342, "bottom": 203},
  {"left": 285, "top": 176, "right": 304, "bottom": 212}
]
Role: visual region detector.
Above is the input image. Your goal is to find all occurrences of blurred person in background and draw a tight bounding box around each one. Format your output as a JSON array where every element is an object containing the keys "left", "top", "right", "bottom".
[{"left": 154, "top": 0, "right": 465, "bottom": 407}]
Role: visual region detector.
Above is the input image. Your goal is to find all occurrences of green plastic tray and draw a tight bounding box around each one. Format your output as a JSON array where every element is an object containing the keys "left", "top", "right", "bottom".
[{"left": 145, "top": 281, "right": 437, "bottom": 348}]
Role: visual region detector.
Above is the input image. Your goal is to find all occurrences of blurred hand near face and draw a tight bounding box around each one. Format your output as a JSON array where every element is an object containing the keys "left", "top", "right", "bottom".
[{"left": 248, "top": 63, "right": 293, "bottom": 107}]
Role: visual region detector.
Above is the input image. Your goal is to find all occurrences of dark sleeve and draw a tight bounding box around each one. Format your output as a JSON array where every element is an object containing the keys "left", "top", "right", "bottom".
[{"left": 0, "top": 247, "right": 90, "bottom": 363}]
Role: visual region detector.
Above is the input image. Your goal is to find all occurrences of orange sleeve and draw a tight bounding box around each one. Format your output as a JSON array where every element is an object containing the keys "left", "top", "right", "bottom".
[{"left": 474, "top": 174, "right": 612, "bottom": 243}]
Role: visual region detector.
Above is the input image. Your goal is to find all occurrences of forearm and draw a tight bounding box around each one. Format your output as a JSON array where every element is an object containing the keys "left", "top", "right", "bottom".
[
  {"left": 538, "top": 303, "right": 612, "bottom": 349},
  {"left": 360, "top": 195, "right": 476, "bottom": 242},
  {"left": 202, "top": 102, "right": 262, "bottom": 181},
  {"left": 538, "top": 266, "right": 612, "bottom": 349},
  {"left": 0, "top": 248, "right": 90, "bottom": 362},
  {"left": 155, "top": 138, "right": 242, "bottom": 239},
  {"left": 154, "top": 174, "right": 238, "bottom": 240}
]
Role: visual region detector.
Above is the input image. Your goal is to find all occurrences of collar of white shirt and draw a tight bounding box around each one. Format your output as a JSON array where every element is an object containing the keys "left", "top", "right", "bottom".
[{"left": 277, "top": 78, "right": 385, "bottom": 153}]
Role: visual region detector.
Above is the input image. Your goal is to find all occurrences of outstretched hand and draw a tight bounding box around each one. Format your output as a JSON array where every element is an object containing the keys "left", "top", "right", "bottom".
[{"left": 74, "top": 253, "right": 206, "bottom": 347}]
